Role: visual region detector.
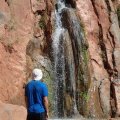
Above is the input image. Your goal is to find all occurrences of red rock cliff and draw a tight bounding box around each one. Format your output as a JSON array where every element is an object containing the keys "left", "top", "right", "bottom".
[
  {"left": 76, "top": 0, "right": 120, "bottom": 118},
  {"left": 0, "top": 0, "right": 120, "bottom": 119},
  {"left": 0, "top": 0, "right": 53, "bottom": 119}
]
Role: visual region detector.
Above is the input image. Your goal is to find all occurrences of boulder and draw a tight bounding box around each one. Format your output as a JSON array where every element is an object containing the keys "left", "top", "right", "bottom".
[{"left": 0, "top": 101, "right": 27, "bottom": 120}]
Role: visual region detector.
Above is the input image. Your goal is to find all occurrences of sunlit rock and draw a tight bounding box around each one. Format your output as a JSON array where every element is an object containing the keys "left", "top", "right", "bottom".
[{"left": 0, "top": 101, "right": 27, "bottom": 120}]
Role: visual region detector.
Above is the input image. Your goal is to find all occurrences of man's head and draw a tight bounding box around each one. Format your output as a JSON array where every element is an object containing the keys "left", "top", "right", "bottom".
[{"left": 32, "top": 68, "right": 43, "bottom": 81}]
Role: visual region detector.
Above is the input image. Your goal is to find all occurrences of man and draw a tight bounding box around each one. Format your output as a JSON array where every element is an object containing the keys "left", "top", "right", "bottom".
[{"left": 25, "top": 68, "right": 49, "bottom": 120}]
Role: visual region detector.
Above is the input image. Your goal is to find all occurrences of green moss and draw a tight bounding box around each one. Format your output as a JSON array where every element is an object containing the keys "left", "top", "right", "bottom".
[
  {"left": 80, "top": 18, "right": 89, "bottom": 65},
  {"left": 117, "top": 7, "right": 120, "bottom": 26},
  {"left": 8, "top": 19, "right": 15, "bottom": 31},
  {"left": 82, "top": 43, "right": 89, "bottom": 65},
  {"left": 80, "top": 91, "right": 89, "bottom": 102},
  {"left": 78, "top": 15, "right": 86, "bottom": 36},
  {"left": 39, "top": 19, "right": 46, "bottom": 29},
  {"left": 42, "top": 69, "right": 54, "bottom": 116},
  {"left": 39, "top": 13, "right": 47, "bottom": 30},
  {"left": 80, "top": 22, "right": 86, "bottom": 34}
]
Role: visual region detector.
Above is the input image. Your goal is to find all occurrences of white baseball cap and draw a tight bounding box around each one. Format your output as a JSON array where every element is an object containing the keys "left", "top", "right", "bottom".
[{"left": 32, "top": 68, "right": 43, "bottom": 81}]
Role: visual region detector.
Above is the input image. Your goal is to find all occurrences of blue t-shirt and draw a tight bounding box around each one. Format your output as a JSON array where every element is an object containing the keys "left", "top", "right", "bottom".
[{"left": 25, "top": 80, "right": 48, "bottom": 113}]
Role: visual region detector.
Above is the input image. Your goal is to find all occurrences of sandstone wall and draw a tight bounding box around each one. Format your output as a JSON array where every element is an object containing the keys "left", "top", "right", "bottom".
[
  {"left": 1, "top": 0, "right": 120, "bottom": 119},
  {"left": 76, "top": 0, "right": 120, "bottom": 118},
  {"left": 0, "top": 0, "right": 34, "bottom": 105},
  {"left": 0, "top": 0, "right": 53, "bottom": 119}
]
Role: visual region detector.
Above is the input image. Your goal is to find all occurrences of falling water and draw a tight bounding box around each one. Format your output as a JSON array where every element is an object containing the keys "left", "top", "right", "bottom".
[
  {"left": 52, "top": 0, "right": 88, "bottom": 118},
  {"left": 52, "top": 0, "right": 66, "bottom": 117}
]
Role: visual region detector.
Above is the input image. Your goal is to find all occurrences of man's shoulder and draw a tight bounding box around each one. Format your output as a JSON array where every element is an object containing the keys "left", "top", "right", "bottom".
[
  {"left": 25, "top": 80, "right": 33, "bottom": 87},
  {"left": 39, "top": 81, "right": 46, "bottom": 85},
  {"left": 39, "top": 82, "right": 47, "bottom": 88}
]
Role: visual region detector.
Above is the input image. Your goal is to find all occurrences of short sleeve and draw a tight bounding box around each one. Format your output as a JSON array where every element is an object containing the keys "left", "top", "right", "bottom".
[{"left": 42, "top": 84, "right": 48, "bottom": 97}]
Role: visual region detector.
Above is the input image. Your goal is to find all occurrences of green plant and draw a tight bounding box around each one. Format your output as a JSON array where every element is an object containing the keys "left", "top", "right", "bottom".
[
  {"left": 39, "top": 13, "right": 47, "bottom": 30},
  {"left": 39, "top": 20, "right": 45, "bottom": 29},
  {"left": 82, "top": 44, "right": 89, "bottom": 65},
  {"left": 80, "top": 91, "right": 89, "bottom": 102},
  {"left": 80, "top": 22, "right": 85, "bottom": 34},
  {"left": 8, "top": 19, "right": 15, "bottom": 31}
]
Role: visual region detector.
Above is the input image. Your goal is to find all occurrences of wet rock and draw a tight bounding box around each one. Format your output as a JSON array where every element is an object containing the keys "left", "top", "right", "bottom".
[
  {"left": 1, "top": 0, "right": 120, "bottom": 119},
  {"left": 65, "top": 0, "right": 76, "bottom": 8},
  {"left": 76, "top": 0, "right": 120, "bottom": 118},
  {"left": 61, "top": 8, "right": 91, "bottom": 116},
  {"left": 63, "top": 30, "right": 75, "bottom": 116}
]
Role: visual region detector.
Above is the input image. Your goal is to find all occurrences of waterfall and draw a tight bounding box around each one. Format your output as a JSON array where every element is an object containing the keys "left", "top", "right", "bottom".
[
  {"left": 52, "top": 0, "right": 66, "bottom": 117},
  {"left": 52, "top": 0, "right": 89, "bottom": 118}
]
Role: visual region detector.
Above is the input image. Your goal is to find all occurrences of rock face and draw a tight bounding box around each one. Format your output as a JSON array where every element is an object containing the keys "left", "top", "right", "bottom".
[
  {"left": 61, "top": 8, "right": 90, "bottom": 116},
  {"left": 0, "top": 0, "right": 34, "bottom": 105},
  {"left": 76, "top": 0, "right": 120, "bottom": 118},
  {"left": 0, "top": 0, "right": 120, "bottom": 119},
  {"left": 0, "top": 0, "right": 53, "bottom": 119},
  {"left": 0, "top": 101, "right": 27, "bottom": 120}
]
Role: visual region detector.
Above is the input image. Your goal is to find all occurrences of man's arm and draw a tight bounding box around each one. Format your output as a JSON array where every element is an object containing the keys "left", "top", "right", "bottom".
[
  {"left": 43, "top": 96, "right": 49, "bottom": 118},
  {"left": 25, "top": 96, "right": 28, "bottom": 108},
  {"left": 25, "top": 85, "right": 28, "bottom": 108}
]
